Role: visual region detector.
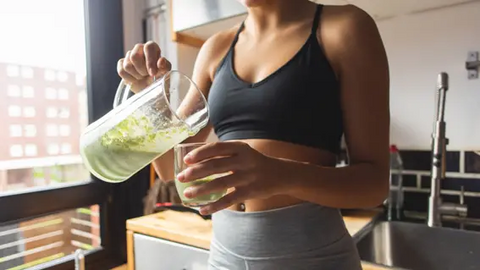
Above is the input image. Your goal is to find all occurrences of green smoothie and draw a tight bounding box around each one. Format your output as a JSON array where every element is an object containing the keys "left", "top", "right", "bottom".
[
  {"left": 81, "top": 113, "right": 191, "bottom": 183},
  {"left": 175, "top": 175, "right": 227, "bottom": 206}
]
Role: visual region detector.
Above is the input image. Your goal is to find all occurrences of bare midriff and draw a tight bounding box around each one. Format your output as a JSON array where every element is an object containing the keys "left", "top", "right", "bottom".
[{"left": 226, "top": 139, "right": 337, "bottom": 212}]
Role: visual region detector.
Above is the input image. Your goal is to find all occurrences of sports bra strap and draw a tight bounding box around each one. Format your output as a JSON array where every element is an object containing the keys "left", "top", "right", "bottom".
[
  {"left": 311, "top": 5, "right": 323, "bottom": 34},
  {"left": 230, "top": 21, "right": 245, "bottom": 49}
]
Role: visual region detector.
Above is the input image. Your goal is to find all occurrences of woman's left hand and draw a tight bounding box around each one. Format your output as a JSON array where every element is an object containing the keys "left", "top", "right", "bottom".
[{"left": 176, "top": 141, "right": 292, "bottom": 215}]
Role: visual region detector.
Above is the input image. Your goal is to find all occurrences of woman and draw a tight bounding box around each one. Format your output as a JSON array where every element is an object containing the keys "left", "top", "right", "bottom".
[{"left": 118, "top": 0, "right": 389, "bottom": 269}]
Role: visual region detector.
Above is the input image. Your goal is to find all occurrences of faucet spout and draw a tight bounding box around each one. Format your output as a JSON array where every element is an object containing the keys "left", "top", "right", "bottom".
[{"left": 427, "top": 72, "right": 467, "bottom": 227}]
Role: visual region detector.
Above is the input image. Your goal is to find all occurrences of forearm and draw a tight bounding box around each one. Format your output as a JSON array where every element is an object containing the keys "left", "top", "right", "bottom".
[
  {"left": 282, "top": 159, "right": 389, "bottom": 209},
  {"left": 152, "top": 150, "right": 174, "bottom": 181}
]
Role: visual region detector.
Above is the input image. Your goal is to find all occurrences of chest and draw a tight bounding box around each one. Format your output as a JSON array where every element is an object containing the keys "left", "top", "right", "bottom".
[{"left": 232, "top": 29, "right": 313, "bottom": 85}]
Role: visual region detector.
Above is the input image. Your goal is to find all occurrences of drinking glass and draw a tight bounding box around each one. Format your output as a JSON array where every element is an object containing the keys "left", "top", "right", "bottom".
[{"left": 174, "top": 143, "right": 228, "bottom": 206}]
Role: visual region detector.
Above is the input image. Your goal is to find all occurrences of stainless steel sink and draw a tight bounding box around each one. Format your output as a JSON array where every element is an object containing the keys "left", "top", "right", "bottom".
[{"left": 356, "top": 221, "right": 480, "bottom": 270}]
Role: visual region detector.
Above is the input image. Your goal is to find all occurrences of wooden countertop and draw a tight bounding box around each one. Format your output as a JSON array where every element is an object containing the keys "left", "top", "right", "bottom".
[{"left": 127, "top": 209, "right": 388, "bottom": 270}]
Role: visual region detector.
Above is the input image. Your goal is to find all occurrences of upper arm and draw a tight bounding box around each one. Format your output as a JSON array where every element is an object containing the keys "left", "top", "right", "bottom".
[
  {"left": 324, "top": 6, "right": 390, "bottom": 170},
  {"left": 181, "top": 30, "right": 234, "bottom": 143}
]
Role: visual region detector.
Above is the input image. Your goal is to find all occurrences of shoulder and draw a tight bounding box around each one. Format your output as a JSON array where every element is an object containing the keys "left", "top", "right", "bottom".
[
  {"left": 320, "top": 4, "right": 379, "bottom": 41},
  {"left": 317, "top": 5, "right": 385, "bottom": 74},
  {"left": 195, "top": 24, "right": 241, "bottom": 81}
]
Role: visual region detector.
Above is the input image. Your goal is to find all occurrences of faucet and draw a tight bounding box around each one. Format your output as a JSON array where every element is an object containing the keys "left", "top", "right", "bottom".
[
  {"left": 427, "top": 72, "right": 468, "bottom": 227},
  {"left": 385, "top": 145, "right": 404, "bottom": 221}
]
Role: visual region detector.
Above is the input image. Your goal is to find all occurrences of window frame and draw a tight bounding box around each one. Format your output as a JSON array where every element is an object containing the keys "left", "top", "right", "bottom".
[{"left": 0, "top": 0, "right": 150, "bottom": 269}]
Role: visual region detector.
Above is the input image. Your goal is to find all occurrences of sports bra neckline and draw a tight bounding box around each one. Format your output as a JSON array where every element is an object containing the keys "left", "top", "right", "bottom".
[{"left": 227, "top": 5, "right": 323, "bottom": 88}]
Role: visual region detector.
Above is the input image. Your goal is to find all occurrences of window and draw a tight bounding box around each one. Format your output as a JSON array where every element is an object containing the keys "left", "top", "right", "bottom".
[
  {"left": 46, "top": 124, "right": 58, "bottom": 137},
  {"left": 23, "top": 106, "right": 36, "bottom": 117},
  {"left": 46, "top": 107, "right": 58, "bottom": 118},
  {"left": 47, "top": 144, "right": 60, "bottom": 155},
  {"left": 7, "top": 65, "right": 19, "bottom": 77},
  {"left": 0, "top": 2, "right": 144, "bottom": 270},
  {"left": 21, "top": 66, "right": 34, "bottom": 78},
  {"left": 44, "top": 69, "right": 56, "bottom": 81},
  {"left": 9, "top": 125, "right": 22, "bottom": 137},
  {"left": 59, "top": 125, "right": 71, "bottom": 136},
  {"left": 45, "top": 87, "right": 57, "bottom": 99},
  {"left": 10, "top": 145, "right": 23, "bottom": 157},
  {"left": 61, "top": 143, "right": 72, "bottom": 154},
  {"left": 59, "top": 107, "right": 70, "bottom": 118},
  {"left": 8, "top": 105, "right": 22, "bottom": 117},
  {"left": 57, "top": 71, "right": 68, "bottom": 82},
  {"left": 22, "top": 86, "right": 34, "bottom": 98},
  {"left": 7, "top": 85, "right": 21, "bottom": 97},
  {"left": 58, "top": 88, "right": 69, "bottom": 100},
  {"left": 24, "top": 125, "right": 36, "bottom": 137},
  {"left": 25, "top": 144, "right": 38, "bottom": 156},
  {"left": 76, "top": 74, "right": 85, "bottom": 86}
]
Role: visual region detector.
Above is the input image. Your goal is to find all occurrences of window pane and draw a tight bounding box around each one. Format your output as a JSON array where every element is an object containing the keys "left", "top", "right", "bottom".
[
  {"left": 0, "top": 0, "right": 91, "bottom": 194},
  {"left": 46, "top": 107, "right": 58, "bottom": 118},
  {"left": 9, "top": 125, "right": 22, "bottom": 138},
  {"left": 23, "top": 107, "right": 36, "bottom": 118},
  {"left": 45, "top": 87, "right": 57, "bottom": 100},
  {"left": 6, "top": 65, "right": 19, "bottom": 77},
  {"left": 21, "top": 66, "right": 34, "bottom": 79},
  {"left": 0, "top": 205, "right": 101, "bottom": 270},
  {"left": 58, "top": 88, "right": 69, "bottom": 100},
  {"left": 22, "top": 86, "right": 35, "bottom": 98},
  {"left": 7, "top": 85, "right": 20, "bottom": 97},
  {"left": 24, "top": 125, "right": 37, "bottom": 138},
  {"left": 8, "top": 106, "right": 21, "bottom": 117}
]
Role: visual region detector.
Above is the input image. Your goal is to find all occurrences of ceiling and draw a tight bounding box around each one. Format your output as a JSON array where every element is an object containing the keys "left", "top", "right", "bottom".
[
  {"left": 312, "top": 0, "right": 479, "bottom": 20},
  {"left": 180, "top": 0, "right": 480, "bottom": 40}
]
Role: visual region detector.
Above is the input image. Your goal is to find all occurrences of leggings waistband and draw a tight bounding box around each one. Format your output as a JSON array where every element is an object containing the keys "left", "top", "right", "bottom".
[{"left": 211, "top": 202, "right": 349, "bottom": 258}]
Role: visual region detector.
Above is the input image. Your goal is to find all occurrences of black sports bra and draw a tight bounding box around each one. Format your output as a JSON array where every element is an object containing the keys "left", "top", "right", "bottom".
[{"left": 208, "top": 4, "right": 343, "bottom": 154}]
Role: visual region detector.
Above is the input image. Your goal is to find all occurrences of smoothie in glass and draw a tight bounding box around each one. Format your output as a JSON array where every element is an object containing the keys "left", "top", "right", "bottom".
[{"left": 174, "top": 143, "right": 227, "bottom": 206}]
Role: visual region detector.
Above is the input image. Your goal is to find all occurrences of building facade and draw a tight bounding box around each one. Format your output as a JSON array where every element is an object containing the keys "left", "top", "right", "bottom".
[{"left": 0, "top": 62, "right": 89, "bottom": 192}]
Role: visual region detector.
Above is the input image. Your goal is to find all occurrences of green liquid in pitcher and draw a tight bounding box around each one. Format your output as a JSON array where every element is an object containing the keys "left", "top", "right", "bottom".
[
  {"left": 175, "top": 175, "right": 227, "bottom": 206},
  {"left": 81, "top": 114, "right": 192, "bottom": 183}
]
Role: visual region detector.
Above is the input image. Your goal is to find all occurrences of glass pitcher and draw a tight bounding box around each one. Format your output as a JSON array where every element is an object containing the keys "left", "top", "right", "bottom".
[{"left": 79, "top": 70, "right": 209, "bottom": 183}]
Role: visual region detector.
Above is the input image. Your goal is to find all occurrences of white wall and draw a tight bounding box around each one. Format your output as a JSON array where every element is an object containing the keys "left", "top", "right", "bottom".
[
  {"left": 177, "top": 44, "right": 200, "bottom": 78},
  {"left": 378, "top": 1, "right": 480, "bottom": 150},
  {"left": 122, "top": 0, "right": 145, "bottom": 53},
  {"left": 172, "top": 0, "right": 246, "bottom": 31}
]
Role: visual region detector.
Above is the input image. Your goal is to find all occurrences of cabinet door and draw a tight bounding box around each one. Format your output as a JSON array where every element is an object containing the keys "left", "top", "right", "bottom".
[{"left": 133, "top": 233, "right": 210, "bottom": 270}]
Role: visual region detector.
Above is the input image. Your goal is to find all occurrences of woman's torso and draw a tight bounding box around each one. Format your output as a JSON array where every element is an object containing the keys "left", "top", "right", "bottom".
[{"left": 204, "top": 4, "right": 343, "bottom": 212}]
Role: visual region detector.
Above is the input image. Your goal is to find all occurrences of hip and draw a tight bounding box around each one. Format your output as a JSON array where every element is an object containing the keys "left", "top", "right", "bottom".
[
  {"left": 209, "top": 202, "right": 362, "bottom": 269},
  {"left": 211, "top": 202, "right": 355, "bottom": 257}
]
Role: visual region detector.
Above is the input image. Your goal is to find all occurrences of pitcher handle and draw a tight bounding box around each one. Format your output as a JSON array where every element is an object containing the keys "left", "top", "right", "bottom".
[{"left": 113, "top": 79, "right": 131, "bottom": 108}]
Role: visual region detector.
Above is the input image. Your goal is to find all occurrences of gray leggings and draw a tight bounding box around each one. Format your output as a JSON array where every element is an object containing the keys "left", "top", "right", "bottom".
[{"left": 208, "top": 202, "right": 362, "bottom": 270}]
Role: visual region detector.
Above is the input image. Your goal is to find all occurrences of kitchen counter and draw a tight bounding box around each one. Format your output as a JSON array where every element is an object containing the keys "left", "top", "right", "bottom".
[{"left": 127, "top": 209, "right": 388, "bottom": 270}]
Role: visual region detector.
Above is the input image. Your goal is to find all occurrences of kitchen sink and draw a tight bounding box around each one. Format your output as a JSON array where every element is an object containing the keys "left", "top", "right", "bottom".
[{"left": 356, "top": 221, "right": 480, "bottom": 270}]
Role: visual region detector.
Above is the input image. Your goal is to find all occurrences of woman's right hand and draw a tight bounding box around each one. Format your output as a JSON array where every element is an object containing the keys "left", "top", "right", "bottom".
[{"left": 117, "top": 41, "right": 172, "bottom": 93}]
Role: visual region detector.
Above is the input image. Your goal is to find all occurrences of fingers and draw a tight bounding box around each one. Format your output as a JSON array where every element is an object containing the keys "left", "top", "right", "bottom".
[
  {"left": 130, "top": 43, "right": 148, "bottom": 77},
  {"left": 144, "top": 41, "right": 161, "bottom": 76},
  {"left": 184, "top": 142, "right": 248, "bottom": 164},
  {"left": 157, "top": 57, "right": 172, "bottom": 77},
  {"left": 117, "top": 41, "right": 169, "bottom": 83},
  {"left": 123, "top": 51, "right": 143, "bottom": 80},
  {"left": 178, "top": 156, "right": 239, "bottom": 183},
  {"left": 117, "top": 59, "right": 137, "bottom": 83},
  {"left": 199, "top": 189, "right": 248, "bottom": 215},
  {"left": 183, "top": 173, "right": 240, "bottom": 199}
]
